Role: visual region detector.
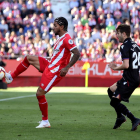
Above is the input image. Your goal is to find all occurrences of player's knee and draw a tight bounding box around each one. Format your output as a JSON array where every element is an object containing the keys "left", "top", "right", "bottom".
[
  {"left": 107, "top": 88, "right": 113, "bottom": 99},
  {"left": 36, "top": 87, "right": 46, "bottom": 96},
  {"left": 110, "top": 97, "right": 120, "bottom": 107}
]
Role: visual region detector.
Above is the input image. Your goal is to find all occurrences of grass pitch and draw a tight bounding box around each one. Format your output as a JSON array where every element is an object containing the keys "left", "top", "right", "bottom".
[{"left": 0, "top": 87, "right": 140, "bottom": 140}]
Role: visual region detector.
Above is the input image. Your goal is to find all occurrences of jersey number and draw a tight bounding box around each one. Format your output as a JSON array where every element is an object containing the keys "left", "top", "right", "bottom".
[{"left": 132, "top": 52, "right": 140, "bottom": 69}]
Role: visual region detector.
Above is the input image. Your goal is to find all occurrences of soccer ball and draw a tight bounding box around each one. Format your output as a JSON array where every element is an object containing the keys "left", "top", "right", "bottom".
[{"left": 0, "top": 66, "right": 5, "bottom": 80}]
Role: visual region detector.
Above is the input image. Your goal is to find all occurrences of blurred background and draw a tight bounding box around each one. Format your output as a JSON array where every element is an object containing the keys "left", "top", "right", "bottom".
[{"left": 0, "top": 0, "right": 140, "bottom": 88}]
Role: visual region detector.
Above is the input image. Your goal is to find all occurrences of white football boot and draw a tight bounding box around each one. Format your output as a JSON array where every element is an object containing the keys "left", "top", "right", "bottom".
[
  {"left": 36, "top": 120, "right": 51, "bottom": 128},
  {"left": 5, "top": 72, "right": 13, "bottom": 84}
]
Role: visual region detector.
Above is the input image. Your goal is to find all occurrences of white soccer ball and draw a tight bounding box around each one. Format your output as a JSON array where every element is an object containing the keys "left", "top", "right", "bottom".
[{"left": 0, "top": 66, "right": 5, "bottom": 80}]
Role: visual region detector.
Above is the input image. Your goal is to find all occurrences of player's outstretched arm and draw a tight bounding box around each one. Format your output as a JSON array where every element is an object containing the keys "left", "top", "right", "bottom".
[{"left": 60, "top": 48, "right": 80, "bottom": 77}]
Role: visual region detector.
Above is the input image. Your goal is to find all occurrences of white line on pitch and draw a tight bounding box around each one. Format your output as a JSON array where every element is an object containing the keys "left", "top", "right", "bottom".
[{"left": 0, "top": 92, "right": 53, "bottom": 102}]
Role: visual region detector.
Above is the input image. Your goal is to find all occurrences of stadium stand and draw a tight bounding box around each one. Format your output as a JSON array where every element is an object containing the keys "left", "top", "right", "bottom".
[{"left": 0, "top": 0, "right": 140, "bottom": 63}]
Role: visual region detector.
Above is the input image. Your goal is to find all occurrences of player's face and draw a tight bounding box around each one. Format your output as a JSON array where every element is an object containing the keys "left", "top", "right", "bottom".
[
  {"left": 116, "top": 31, "right": 124, "bottom": 43},
  {"left": 53, "top": 21, "right": 61, "bottom": 35}
]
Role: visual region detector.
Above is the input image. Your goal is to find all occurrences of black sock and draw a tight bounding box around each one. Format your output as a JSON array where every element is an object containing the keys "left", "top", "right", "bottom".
[
  {"left": 110, "top": 98, "right": 135, "bottom": 121},
  {"left": 108, "top": 89, "right": 122, "bottom": 118},
  {"left": 107, "top": 88, "right": 113, "bottom": 99},
  {"left": 117, "top": 103, "right": 136, "bottom": 121}
]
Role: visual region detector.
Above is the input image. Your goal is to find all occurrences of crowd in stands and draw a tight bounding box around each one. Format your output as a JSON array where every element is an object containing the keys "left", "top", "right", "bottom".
[
  {"left": 0, "top": 0, "right": 55, "bottom": 60},
  {"left": 0, "top": 0, "right": 140, "bottom": 63},
  {"left": 69, "top": 0, "right": 140, "bottom": 62}
]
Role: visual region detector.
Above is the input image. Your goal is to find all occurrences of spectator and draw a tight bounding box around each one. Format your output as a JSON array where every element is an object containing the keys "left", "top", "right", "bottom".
[
  {"left": 3, "top": 6, "right": 12, "bottom": 18},
  {"left": 128, "top": 0, "right": 139, "bottom": 10},
  {"left": 84, "top": 31, "right": 93, "bottom": 47},
  {"left": 79, "top": 6, "right": 87, "bottom": 18},
  {"left": 88, "top": 5, "right": 96, "bottom": 18},
  {"left": 122, "top": 8, "right": 130, "bottom": 22},
  {"left": 69, "top": 0, "right": 79, "bottom": 14},
  {"left": 88, "top": 14, "right": 96, "bottom": 29},
  {"left": 98, "top": 14, "right": 106, "bottom": 29},
  {"left": 103, "top": 0, "right": 111, "bottom": 10},
  {"left": 92, "top": 28, "right": 101, "bottom": 41},
  {"left": 77, "top": 39, "right": 86, "bottom": 52},
  {"left": 72, "top": 14, "right": 80, "bottom": 27},
  {"left": 81, "top": 14, "right": 88, "bottom": 26},
  {"left": 105, "top": 48, "right": 114, "bottom": 62},
  {"left": 105, "top": 13, "right": 115, "bottom": 26},
  {"left": 27, "top": 0, "right": 36, "bottom": 15},
  {"left": 110, "top": 0, "right": 121, "bottom": 12},
  {"left": 0, "top": 20, "right": 8, "bottom": 35},
  {"left": 46, "top": 13, "right": 54, "bottom": 27},
  {"left": 36, "top": 0, "right": 43, "bottom": 14},
  {"left": 96, "top": 5, "right": 104, "bottom": 18},
  {"left": 45, "top": 6, "right": 53, "bottom": 18},
  {"left": 24, "top": 23, "right": 33, "bottom": 34},
  {"left": 78, "top": 0, "right": 86, "bottom": 8},
  {"left": 94, "top": 0, "right": 102, "bottom": 10}
]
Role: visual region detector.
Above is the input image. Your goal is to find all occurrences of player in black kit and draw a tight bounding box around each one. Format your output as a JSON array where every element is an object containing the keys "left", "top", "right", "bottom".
[{"left": 108, "top": 24, "right": 140, "bottom": 131}]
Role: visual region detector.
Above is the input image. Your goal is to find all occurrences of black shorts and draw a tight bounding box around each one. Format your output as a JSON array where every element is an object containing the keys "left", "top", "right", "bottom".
[{"left": 114, "top": 78, "right": 139, "bottom": 102}]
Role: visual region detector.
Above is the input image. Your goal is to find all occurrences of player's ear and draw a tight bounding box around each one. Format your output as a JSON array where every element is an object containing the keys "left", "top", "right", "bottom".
[{"left": 60, "top": 25, "right": 64, "bottom": 30}]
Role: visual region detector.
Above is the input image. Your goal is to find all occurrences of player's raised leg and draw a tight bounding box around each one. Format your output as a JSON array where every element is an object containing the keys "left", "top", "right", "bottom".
[{"left": 5, "top": 55, "right": 40, "bottom": 83}]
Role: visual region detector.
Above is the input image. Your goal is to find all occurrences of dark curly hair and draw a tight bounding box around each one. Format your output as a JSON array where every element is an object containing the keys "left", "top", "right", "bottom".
[{"left": 54, "top": 17, "right": 68, "bottom": 31}]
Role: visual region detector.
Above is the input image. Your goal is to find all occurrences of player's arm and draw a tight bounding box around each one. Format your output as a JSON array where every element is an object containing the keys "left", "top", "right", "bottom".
[
  {"left": 60, "top": 47, "right": 80, "bottom": 77},
  {"left": 108, "top": 59, "right": 129, "bottom": 71},
  {"left": 66, "top": 47, "right": 80, "bottom": 68}
]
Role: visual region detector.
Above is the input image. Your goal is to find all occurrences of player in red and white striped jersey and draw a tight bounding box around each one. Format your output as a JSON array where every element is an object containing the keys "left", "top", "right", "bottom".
[{"left": 5, "top": 17, "right": 80, "bottom": 128}]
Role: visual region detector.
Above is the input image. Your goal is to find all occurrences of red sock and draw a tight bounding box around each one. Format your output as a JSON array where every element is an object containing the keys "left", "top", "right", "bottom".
[
  {"left": 37, "top": 95, "right": 48, "bottom": 120},
  {"left": 11, "top": 56, "right": 30, "bottom": 79}
]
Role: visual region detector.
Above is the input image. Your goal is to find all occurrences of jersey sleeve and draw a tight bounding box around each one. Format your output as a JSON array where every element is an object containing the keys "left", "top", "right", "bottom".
[
  {"left": 120, "top": 44, "right": 129, "bottom": 60},
  {"left": 63, "top": 37, "right": 77, "bottom": 51}
]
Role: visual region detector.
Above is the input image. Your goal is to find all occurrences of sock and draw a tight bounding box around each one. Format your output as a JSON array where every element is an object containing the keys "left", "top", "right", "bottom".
[
  {"left": 108, "top": 89, "right": 122, "bottom": 118},
  {"left": 11, "top": 56, "right": 30, "bottom": 79},
  {"left": 37, "top": 95, "right": 48, "bottom": 120},
  {"left": 107, "top": 88, "right": 113, "bottom": 99},
  {"left": 110, "top": 98, "right": 135, "bottom": 121}
]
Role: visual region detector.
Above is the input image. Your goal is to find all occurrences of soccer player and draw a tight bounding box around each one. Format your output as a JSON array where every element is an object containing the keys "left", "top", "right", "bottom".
[
  {"left": 108, "top": 24, "right": 140, "bottom": 131},
  {"left": 5, "top": 17, "right": 80, "bottom": 128}
]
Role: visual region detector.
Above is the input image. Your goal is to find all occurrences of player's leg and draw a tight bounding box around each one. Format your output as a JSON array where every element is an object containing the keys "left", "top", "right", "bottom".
[
  {"left": 12, "top": 55, "right": 40, "bottom": 78},
  {"left": 110, "top": 96, "right": 140, "bottom": 131},
  {"left": 110, "top": 81, "right": 140, "bottom": 131},
  {"left": 36, "top": 87, "right": 51, "bottom": 128},
  {"left": 36, "top": 70, "right": 63, "bottom": 128},
  {"left": 108, "top": 82, "right": 117, "bottom": 99},
  {"left": 5, "top": 55, "right": 41, "bottom": 83},
  {"left": 108, "top": 82, "right": 124, "bottom": 121}
]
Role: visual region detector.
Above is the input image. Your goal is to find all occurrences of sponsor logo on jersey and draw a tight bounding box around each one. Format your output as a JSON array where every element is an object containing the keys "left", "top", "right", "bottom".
[
  {"left": 54, "top": 49, "right": 60, "bottom": 53},
  {"left": 123, "top": 82, "right": 127, "bottom": 85},
  {"left": 121, "top": 45, "right": 124, "bottom": 49},
  {"left": 41, "top": 83, "right": 44, "bottom": 87},
  {"left": 68, "top": 39, "right": 73, "bottom": 44}
]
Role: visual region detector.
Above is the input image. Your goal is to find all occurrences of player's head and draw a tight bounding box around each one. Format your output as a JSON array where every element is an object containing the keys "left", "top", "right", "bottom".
[
  {"left": 53, "top": 17, "right": 68, "bottom": 35},
  {"left": 116, "top": 24, "right": 131, "bottom": 43}
]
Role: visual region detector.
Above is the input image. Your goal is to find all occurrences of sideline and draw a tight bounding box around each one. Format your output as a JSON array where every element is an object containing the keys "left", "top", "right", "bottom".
[{"left": 0, "top": 92, "right": 53, "bottom": 102}]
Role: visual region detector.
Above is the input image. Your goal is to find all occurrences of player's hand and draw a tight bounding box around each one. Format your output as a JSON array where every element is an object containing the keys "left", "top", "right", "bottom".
[
  {"left": 108, "top": 62, "right": 117, "bottom": 70},
  {"left": 60, "top": 67, "right": 69, "bottom": 77}
]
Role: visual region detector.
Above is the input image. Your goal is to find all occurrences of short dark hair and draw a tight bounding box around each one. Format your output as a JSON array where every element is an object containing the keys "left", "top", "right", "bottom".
[
  {"left": 54, "top": 17, "right": 68, "bottom": 31},
  {"left": 116, "top": 24, "right": 131, "bottom": 37}
]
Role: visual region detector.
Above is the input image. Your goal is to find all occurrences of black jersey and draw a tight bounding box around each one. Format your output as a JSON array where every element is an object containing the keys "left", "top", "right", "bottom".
[{"left": 120, "top": 38, "right": 140, "bottom": 85}]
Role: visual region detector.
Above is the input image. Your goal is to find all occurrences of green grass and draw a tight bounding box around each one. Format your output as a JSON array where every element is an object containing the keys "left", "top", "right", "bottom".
[{"left": 0, "top": 87, "right": 140, "bottom": 140}]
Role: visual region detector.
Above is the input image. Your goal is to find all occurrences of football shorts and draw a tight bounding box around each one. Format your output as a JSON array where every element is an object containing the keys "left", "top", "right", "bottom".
[
  {"left": 39, "top": 57, "right": 63, "bottom": 92},
  {"left": 113, "top": 78, "right": 139, "bottom": 102}
]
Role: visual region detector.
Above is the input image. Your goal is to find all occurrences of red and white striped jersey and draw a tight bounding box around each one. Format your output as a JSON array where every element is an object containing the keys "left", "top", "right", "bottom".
[{"left": 48, "top": 33, "right": 76, "bottom": 73}]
